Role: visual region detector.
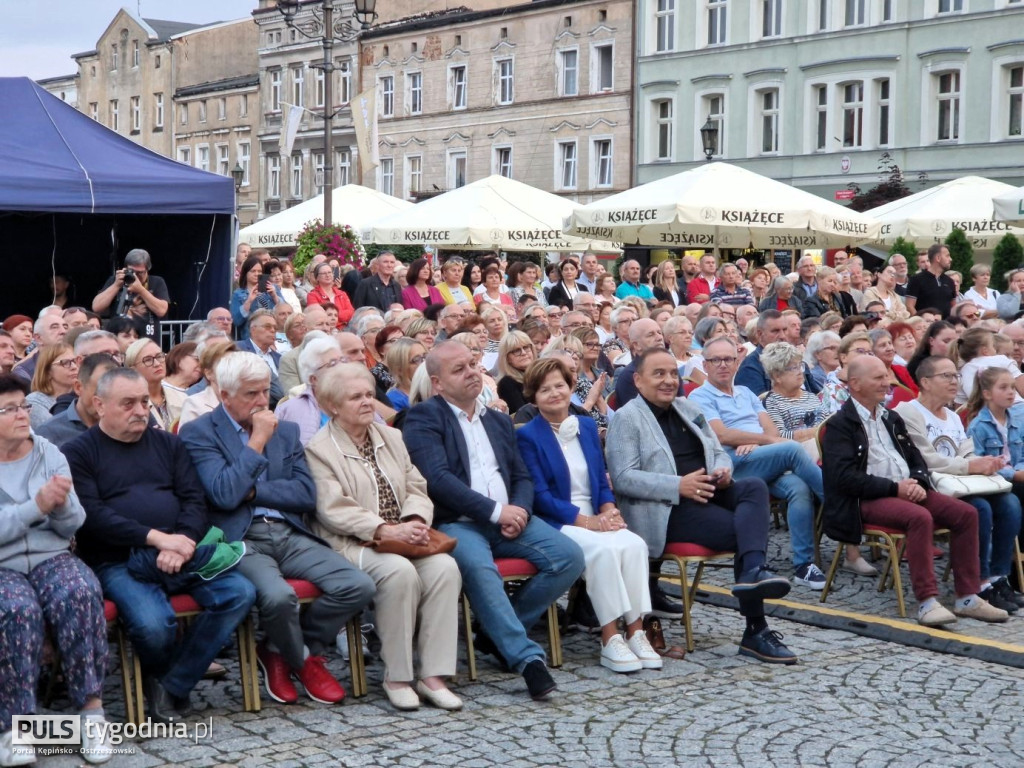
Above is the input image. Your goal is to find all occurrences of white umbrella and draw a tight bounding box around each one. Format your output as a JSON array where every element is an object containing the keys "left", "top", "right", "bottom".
[
  {"left": 563, "top": 162, "right": 880, "bottom": 249},
  {"left": 868, "top": 176, "right": 1024, "bottom": 249},
  {"left": 994, "top": 185, "right": 1024, "bottom": 225},
  {"left": 365, "top": 175, "right": 620, "bottom": 253},
  {"left": 240, "top": 184, "right": 412, "bottom": 248}
]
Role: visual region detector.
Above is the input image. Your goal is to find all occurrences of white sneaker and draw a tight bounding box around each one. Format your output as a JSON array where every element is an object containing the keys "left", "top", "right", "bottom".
[
  {"left": 627, "top": 631, "right": 664, "bottom": 669},
  {"left": 0, "top": 730, "right": 35, "bottom": 767},
  {"left": 80, "top": 717, "right": 113, "bottom": 765},
  {"left": 600, "top": 635, "right": 642, "bottom": 673}
]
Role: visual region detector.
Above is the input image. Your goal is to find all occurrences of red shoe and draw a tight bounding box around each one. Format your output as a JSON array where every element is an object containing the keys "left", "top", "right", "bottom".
[
  {"left": 298, "top": 655, "right": 346, "bottom": 704},
  {"left": 256, "top": 647, "right": 298, "bottom": 704}
]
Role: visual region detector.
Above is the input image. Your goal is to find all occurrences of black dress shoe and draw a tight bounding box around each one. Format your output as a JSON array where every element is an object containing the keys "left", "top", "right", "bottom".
[
  {"left": 474, "top": 632, "right": 510, "bottom": 672},
  {"left": 738, "top": 627, "right": 798, "bottom": 665},
  {"left": 172, "top": 693, "right": 194, "bottom": 718},
  {"left": 732, "top": 567, "right": 792, "bottom": 601},
  {"left": 143, "top": 678, "right": 181, "bottom": 724},
  {"left": 993, "top": 577, "right": 1024, "bottom": 608},
  {"left": 522, "top": 659, "right": 556, "bottom": 700},
  {"left": 649, "top": 586, "right": 683, "bottom": 619}
]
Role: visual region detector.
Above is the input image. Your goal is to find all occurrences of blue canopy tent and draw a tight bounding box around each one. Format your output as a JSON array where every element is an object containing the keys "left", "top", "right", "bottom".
[{"left": 0, "top": 77, "right": 234, "bottom": 329}]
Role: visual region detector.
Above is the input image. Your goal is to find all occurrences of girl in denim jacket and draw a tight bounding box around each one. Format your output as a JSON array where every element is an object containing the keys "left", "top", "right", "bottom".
[{"left": 965, "top": 368, "right": 1024, "bottom": 483}]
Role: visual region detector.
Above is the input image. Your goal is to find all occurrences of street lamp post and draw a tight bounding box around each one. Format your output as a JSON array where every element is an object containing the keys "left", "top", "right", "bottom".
[
  {"left": 277, "top": 0, "right": 378, "bottom": 226},
  {"left": 699, "top": 116, "right": 719, "bottom": 162}
]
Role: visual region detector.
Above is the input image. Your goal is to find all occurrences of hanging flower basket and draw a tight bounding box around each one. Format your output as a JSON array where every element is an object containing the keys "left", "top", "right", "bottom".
[{"left": 293, "top": 219, "right": 367, "bottom": 277}]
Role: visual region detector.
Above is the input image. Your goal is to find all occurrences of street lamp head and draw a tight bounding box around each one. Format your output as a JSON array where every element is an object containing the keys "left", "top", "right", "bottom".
[
  {"left": 353, "top": 0, "right": 378, "bottom": 30},
  {"left": 231, "top": 163, "right": 245, "bottom": 191},
  {"left": 277, "top": 0, "right": 300, "bottom": 23},
  {"left": 700, "top": 116, "right": 719, "bottom": 162}
]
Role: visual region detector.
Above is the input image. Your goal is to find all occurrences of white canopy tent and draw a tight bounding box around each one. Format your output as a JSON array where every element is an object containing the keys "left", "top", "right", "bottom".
[
  {"left": 994, "top": 186, "right": 1024, "bottom": 226},
  {"left": 563, "top": 162, "right": 880, "bottom": 249},
  {"left": 364, "top": 175, "right": 620, "bottom": 253},
  {"left": 867, "top": 176, "right": 1024, "bottom": 249},
  {"left": 239, "top": 184, "right": 412, "bottom": 248}
]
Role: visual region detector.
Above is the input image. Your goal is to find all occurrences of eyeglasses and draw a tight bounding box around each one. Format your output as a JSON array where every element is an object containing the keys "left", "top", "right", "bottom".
[
  {"left": 53, "top": 358, "right": 80, "bottom": 370},
  {"left": 782, "top": 365, "right": 803, "bottom": 373},
  {"left": 583, "top": 341, "right": 602, "bottom": 350},
  {"left": 137, "top": 353, "right": 167, "bottom": 367},
  {"left": 705, "top": 357, "right": 737, "bottom": 367},
  {"left": 410, "top": 355, "right": 426, "bottom": 365},
  {"left": 0, "top": 403, "right": 32, "bottom": 416},
  {"left": 923, "top": 372, "right": 959, "bottom": 381},
  {"left": 509, "top": 347, "right": 532, "bottom": 357},
  {"left": 315, "top": 357, "right": 344, "bottom": 372}
]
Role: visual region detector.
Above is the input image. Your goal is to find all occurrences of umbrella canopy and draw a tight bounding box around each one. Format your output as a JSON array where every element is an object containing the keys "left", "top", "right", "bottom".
[
  {"left": 994, "top": 186, "right": 1024, "bottom": 226},
  {"left": 364, "top": 175, "right": 620, "bottom": 253},
  {"left": 563, "top": 162, "right": 879, "bottom": 249},
  {"left": 868, "top": 176, "right": 1024, "bottom": 249},
  {"left": 240, "top": 184, "right": 412, "bottom": 248}
]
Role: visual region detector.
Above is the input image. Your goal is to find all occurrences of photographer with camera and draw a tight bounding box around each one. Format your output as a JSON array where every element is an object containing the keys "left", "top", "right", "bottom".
[
  {"left": 230, "top": 256, "right": 283, "bottom": 340},
  {"left": 92, "top": 249, "right": 169, "bottom": 342}
]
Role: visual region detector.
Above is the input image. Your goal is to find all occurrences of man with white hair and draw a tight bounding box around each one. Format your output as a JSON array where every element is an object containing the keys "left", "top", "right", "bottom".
[
  {"left": 791, "top": 256, "right": 819, "bottom": 304},
  {"left": 181, "top": 353, "right": 375, "bottom": 705},
  {"left": 12, "top": 312, "right": 68, "bottom": 383},
  {"left": 436, "top": 304, "right": 469, "bottom": 341},
  {"left": 207, "top": 307, "right": 234, "bottom": 337}
]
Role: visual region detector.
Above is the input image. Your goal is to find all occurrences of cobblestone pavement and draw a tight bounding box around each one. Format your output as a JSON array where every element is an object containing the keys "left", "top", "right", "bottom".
[{"left": 34, "top": 522, "right": 1024, "bottom": 768}]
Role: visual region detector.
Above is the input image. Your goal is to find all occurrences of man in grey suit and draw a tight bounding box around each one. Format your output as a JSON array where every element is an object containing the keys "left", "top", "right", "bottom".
[{"left": 605, "top": 348, "right": 798, "bottom": 664}]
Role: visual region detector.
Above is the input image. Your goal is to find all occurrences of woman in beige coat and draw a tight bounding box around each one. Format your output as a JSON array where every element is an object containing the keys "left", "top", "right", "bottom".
[{"left": 305, "top": 363, "right": 463, "bottom": 712}]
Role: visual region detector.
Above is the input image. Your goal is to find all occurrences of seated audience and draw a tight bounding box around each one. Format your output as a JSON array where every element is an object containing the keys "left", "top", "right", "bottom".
[
  {"left": 385, "top": 338, "right": 428, "bottom": 412},
  {"left": 36, "top": 354, "right": 119, "bottom": 448},
  {"left": 26, "top": 343, "right": 78, "bottom": 431},
  {"left": 496, "top": 330, "right": 536, "bottom": 416},
  {"left": 125, "top": 338, "right": 170, "bottom": 430},
  {"left": 804, "top": 331, "right": 841, "bottom": 391},
  {"left": 178, "top": 340, "right": 238, "bottom": 430}
]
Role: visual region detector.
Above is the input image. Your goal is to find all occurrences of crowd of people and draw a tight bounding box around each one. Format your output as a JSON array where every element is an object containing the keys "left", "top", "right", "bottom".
[{"left": 5, "top": 239, "right": 1024, "bottom": 765}]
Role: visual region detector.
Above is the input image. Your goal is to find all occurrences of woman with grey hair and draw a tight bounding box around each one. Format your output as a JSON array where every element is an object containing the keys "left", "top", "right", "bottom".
[
  {"left": 275, "top": 335, "right": 343, "bottom": 446},
  {"left": 683, "top": 316, "right": 729, "bottom": 386},
  {"left": 964, "top": 263, "right": 1000, "bottom": 319},
  {"left": 803, "top": 331, "right": 841, "bottom": 390},
  {"left": 758, "top": 276, "right": 801, "bottom": 313}
]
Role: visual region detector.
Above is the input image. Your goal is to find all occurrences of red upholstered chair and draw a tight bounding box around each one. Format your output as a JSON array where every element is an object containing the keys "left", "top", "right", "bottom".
[
  {"left": 461, "top": 558, "right": 563, "bottom": 682},
  {"left": 656, "top": 543, "right": 735, "bottom": 653}
]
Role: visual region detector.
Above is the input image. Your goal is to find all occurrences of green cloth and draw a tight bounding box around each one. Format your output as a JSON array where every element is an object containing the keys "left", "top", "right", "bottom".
[{"left": 194, "top": 526, "right": 245, "bottom": 580}]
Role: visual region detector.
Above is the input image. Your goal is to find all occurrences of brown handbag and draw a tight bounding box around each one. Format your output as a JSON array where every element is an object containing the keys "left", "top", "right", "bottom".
[{"left": 365, "top": 528, "right": 457, "bottom": 559}]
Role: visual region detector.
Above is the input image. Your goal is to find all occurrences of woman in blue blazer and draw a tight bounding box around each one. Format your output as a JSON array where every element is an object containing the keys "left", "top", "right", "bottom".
[{"left": 517, "top": 357, "right": 660, "bottom": 674}]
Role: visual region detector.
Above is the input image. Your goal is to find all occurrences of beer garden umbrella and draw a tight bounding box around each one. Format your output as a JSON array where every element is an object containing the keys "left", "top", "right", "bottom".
[
  {"left": 563, "top": 161, "right": 880, "bottom": 249},
  {"left": 993, "top": 185, "right": 1024, "bottom": 226}
]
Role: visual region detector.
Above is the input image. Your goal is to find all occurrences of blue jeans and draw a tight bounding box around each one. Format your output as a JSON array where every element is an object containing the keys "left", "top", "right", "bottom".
[
  {"left": 438, "top": 518, "right": 584, "bottom": 674},
  {"left": 966, "top": 492, "right": 1022, "bottom": 582},
  {"left": 730, "top": 441, "right": 823, "bottom": 569},
  {"left": 96, "top": 561, "right": 256, "bottom": 699}
]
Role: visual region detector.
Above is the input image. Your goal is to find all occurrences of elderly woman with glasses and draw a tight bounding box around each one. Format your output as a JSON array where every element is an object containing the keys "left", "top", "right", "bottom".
[
  {"left": 385, "top": 338, "right": 427, "bottom": 412},
  {"left": 26, "top": 343, "right": 78, "bottom": 431},
  {"left": 125, "top": 337, "right": 170, "bottom": 430},
  {"left": 803, "top": 331, "right": 841, "bottom": 390},
  {"left": 276, "top": 336, "right": 344, "bottom": 446}
]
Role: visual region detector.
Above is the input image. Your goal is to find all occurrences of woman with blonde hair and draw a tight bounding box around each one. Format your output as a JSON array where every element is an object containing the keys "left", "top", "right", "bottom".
[
  {"left": 384, "top": 337, "right": 427, "bottom": 412},
  {"left": 125, "top": 337, "right": 171, "bottom": 429},
  {"left": 651, "top": 261, "right": 682, "bottom": 307},
  {"left": 478, "top": 303, "right": 509, "bottom": 356},
  {"left": 862, "top": 264, "right": 910, "bottom": 322},
  {"left": 496, "top": 330, "right": 535, "bottom": 415},
  {"left": 26, "top": 343, "right": 78, "bottom": 430},
  {"left": 405, "top": 318, "right": 438, "bottom": 351},
  {"left": 437, "top": 259, "right": 474, "bottom": 305}
]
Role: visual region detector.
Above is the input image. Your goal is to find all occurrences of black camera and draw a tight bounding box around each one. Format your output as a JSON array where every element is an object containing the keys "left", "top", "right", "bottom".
[{"left": 123, "top": 270, "right": 136, "bottom": 286}]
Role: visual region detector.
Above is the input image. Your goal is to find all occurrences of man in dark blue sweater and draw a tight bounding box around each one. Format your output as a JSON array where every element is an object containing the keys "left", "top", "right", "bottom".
[{"left": 63, "top": 368, "right": 256, "bottom": 724}]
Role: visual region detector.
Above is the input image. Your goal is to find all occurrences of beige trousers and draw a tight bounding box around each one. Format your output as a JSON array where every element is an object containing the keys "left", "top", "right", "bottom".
[{"left": 339, "top": 541, "right": 462, "bottom": 682}]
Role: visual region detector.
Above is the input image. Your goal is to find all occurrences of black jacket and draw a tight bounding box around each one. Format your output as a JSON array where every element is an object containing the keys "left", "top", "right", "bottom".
[
  {"left": 801, "top": 290, "right": 858, "bottom": 319},
  {"left": 546, "top": 281, "right": 589, "bottom": 310},
  {"left": 353, "top": 274, "right": 402, "bottom": 311},
  {"left": 821, "top": 398, "right": 932, "bottom": 544}
]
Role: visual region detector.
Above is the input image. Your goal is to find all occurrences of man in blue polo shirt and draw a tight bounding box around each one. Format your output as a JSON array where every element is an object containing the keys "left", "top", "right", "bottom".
[
  {"left": 615, "top": 260, "right": 654, "bottom": 301},
  {"left": 688, "top": 336, "right": 826, "bottom": 591}
]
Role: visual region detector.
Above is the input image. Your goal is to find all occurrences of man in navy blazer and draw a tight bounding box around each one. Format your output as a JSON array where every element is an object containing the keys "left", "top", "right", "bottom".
[
  {"left": 179, "top": 352, "right": 375, "bottom": 705},
  {"left": 236, "top": 309, "right": 285, "bottom": 408},
  {"left": 404, "top": 342, "right": 585, "bottom": 700}
]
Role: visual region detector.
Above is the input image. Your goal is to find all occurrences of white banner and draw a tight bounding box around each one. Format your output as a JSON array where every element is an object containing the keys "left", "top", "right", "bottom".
[
  {"left": 279, "top": 105, "right": 304, "bottom": 157},
  {"left": 353, "top": 86, "right": 379, "bottom": 170}
]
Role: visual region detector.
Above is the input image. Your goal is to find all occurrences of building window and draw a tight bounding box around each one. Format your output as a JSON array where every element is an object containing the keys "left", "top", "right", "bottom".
[
  {"left": 494, "top": 146, "right": 513, "bottom": 177},
  {"left": 217, "top": 145, "right": 230, "bottom": 176},
  {"left": 759, "top": 88, "right": 780, "bottom": 153},
  {"left": 814, "top": 85, "right": 828, "bottom": 151},
  {"left": 179, "top": 103, "right": 188, "bottom": 125},
  {"left": 291, "top": 154, "right": 303, "bottom": 197},
  {"left": 407, "top": 155, "right": 422, "bottom": 196},
  {"left": 593, "top": 139, "right": 613, "bottom": 188},
  {"left": 338, "top": 61, "right": 351, "bottom": 104},
  {"left": 557, "top": 141, "right": 578, "bottom": 189},
  {"left": 938, "top": 0, "right": 963, "bottom": 12},
  {"left": 448, "top": 150, "right": 467, "bottom": 189},
  {"left": 268, "top": 156, "right": 281, "bottom": 198},
  {"left": 497, "top": 58, "right": 514, "bottom": 105},
  {"left": 877, "top": 78, "right": 891, "bottom": 146},
  {"left": 1010, "top": 66, "right": 1023, "bottom": 137},
  {"left": 315, "top": 68, "right": 325, "bottom": 107},
  {"left": 270, "top": 70, "right": 282, "bottom": 111},
  {"left": 936, "top": 71, "right": 960, "bottom": 141},
  {"left": 450, "top": 65, "right": 467, "bottom": 109},
  {"left": 379, "top": 158, "right": 394, "bottom": 196},
  {"left": 708, "top": 0, "right": 727, "bottom": 45},
  {"left": 559, "top": 50, "right": 578, "bottom": 96},
  {"left": 130, "top": 96, "right": 140, "bottom": 132},
  {"left": 198, "top": 145, "right": 210, "bottom": 172},
  {"left": 198, "top": 100, "right": 207, "bottom": 123},
  {"left": 817, "top": 0, "right": 830, "bottom": 30},
  {"left": 239, "top": 141, "right": 251, "bottom": 186},
  {"left": 408, "top": 71, "right": 422, "bottom": 114},
  {"left": 593, "top": 44, "right": 613, "bottom": 92},
  {"left": 845, "top": 0, "right": 866, "bottom": 25},
  {"left": 655, "top": 0, "right": 675, "bottom": 52},
  {"left": 292, "top": 66, "right": 304, "bottom": 107},
  {"left": 380, "top": 75, "right": 394, "bottom": 117},
  {"left": 154, "top": 93, "right": 164, "bottom": 128},
  {"left": 111, "top": 44, "right": 118, "bottom": 71},
  {"left": 155, "top": 55, "right": 161, "bottom": 69},
  {"left": 132, "top": 40, "right": 139, "bottom": 67},
  {"left": 89, "top": 102, "right": 98, "bottom": 121},
  {"left": 109, "top": 99, "right": 119, "bottom": 131},
  {"left": 178, "top": 146, "right": 191, "bottom": 165},
  {"left": 842, "top": 82, "right": 864, "bottom": 147},
  {"left": 313, "top": 151, "right": 325, "bottom": 194},
  {"left": 337, "top": 149, "right": 351, "bottom": 186},
  {"left": 701, "top": 93, "right": 725, "bottom": 157},
  {"left": 762, "top": 0, "right": 782, "bottom": 37},
  {"left": 883, "top": 0, "right": 895, "bottom": 21},
  {"left": 654, "top": 99, "right": 673, "bottom": 160},
  {"left": 240, "top": 94, "right": 248, "bottom": 117}
]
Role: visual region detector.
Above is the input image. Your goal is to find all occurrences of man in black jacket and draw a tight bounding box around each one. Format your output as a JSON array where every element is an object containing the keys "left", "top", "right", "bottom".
[
  {"left": 821, "top": 355, "right": 1006, "bottom": 627},
  {"left": 353, "top": 251, "right": 402, "bottom": 310}
]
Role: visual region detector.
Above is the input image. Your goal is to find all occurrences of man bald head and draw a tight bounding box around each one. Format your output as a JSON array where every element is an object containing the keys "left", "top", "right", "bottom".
[
  {"left": 627, "top": 318, "right": 665, "bottom": 355},
  {"left": 847, "top": 354, "right": 888, "bottom": 410}
]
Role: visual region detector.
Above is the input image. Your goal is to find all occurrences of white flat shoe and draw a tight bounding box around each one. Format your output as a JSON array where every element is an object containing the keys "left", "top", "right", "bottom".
[
  {"left": 382, "top": 682, "right": 420, "bottom": 711},
  {"left": 416, "top": 681, "right": 464, "bottom": 711},
  {"left": 841, "top": 557, "right": 878, "bottom": 576}
]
